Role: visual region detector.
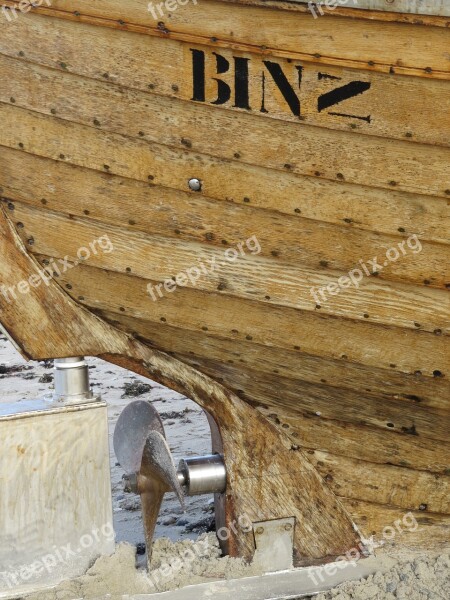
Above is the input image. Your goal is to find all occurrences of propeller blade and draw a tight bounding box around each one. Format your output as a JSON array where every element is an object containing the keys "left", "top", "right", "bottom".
[
  {"left": 141, "top": 430, "right": 185, "bottom": 509},
  {"left": 113, "top": 400, "right": 164, "bottom": 475}
]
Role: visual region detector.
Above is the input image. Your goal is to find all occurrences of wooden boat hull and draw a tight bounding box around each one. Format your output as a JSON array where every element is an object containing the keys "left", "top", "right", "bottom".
[{"left": 0, "top": 0, "right": 448, "bottom": 565}]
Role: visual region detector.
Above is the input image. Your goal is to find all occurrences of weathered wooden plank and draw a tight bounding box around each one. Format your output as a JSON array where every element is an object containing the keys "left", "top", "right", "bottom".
[
  {"left": 99, "top": 312, "right": 450, "bottom": 450},
  {"left": 39, "top": 260, "right": 447, "bottom": 409},
  {"left": 341, "top": 499, "right": 450, "bottom": 550},
  {"left": 2, "top": 57, "right": 449, "bottom": 199},
  {"left": 156, "top": 348, "right": 450, "bottom": 442},
  {"left": 222, "top": 0, "right": 450, "bottom": 24},
  {"left": 14, "top": 206, "right": 449, "bottom": 376},
  {"left": 309, "top": 451, "right": 450, "bottom": 514},
  {"left": 83, "top": 309, "right": 450, "bottom": 472},
  {"left": 113, "top": 316, "right": 450, "bottom": 414},
  {"left": 7, "top": 200, "right": 450, "bottom": 341},
  {"left": 98, "top": 310, "right": 450, "bottom": 473},
  {"left": 2, "top": 0, "right": 449, "bottom": 77},
  {"left": 45, "top": 266, "right": 449, "bottom": 413},
  {"left": 293, "top": 0, "right": 450, "bottom": 16},
  {"left": 4, "top": 186, "right": 450, "bottom": 331},
  {"left": 0, "top": 15, "right": 449, "bottom": 146},
  {"left": 1, "top": 107, "right": 449, "bottom": 294},
  {"left": 187, "top": 359, "right": 450, "bottom": 443},
  {"left": 1, "top": 135, "right": 448, "bottom": 247},
  {"left": 41, "top": 259, "right": 450, "bottom": 396},
  {"left": 262, "top": 406, "right": 449, "bottom": 473}
]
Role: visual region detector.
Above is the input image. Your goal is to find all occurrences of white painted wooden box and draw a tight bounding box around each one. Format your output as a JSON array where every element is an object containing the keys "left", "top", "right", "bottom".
[{"left": 0, "top": 398, "right": 114, "bottom": 598}]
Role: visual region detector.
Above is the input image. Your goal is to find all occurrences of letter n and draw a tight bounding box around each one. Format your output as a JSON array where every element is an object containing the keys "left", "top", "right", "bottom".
[{"left": 262, "top": 61, "right": 302, "bottom": 117}]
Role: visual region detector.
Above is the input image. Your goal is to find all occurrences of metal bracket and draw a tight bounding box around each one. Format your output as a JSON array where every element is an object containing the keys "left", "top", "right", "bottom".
[{"left": 253, "top": 518, "right": 295, "bottom": 573}]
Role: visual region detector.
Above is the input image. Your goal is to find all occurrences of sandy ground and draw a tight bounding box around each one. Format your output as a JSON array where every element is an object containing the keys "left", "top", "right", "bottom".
[
  {"left": 1, "top": 335, "right": 448, "bottom": 599},
  {"left": 22, "top": 541, "right": 450, "bottom": 600}
]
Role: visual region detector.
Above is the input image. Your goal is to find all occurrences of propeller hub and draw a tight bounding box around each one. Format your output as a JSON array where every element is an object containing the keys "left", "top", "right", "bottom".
[{"left": 122, "top": 472, "right": 138, "bottom": 494}]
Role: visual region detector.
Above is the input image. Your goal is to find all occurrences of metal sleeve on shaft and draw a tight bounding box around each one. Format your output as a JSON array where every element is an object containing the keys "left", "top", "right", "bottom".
[{"left": 177, "top": 454, "right": 226, "bottom": 496}]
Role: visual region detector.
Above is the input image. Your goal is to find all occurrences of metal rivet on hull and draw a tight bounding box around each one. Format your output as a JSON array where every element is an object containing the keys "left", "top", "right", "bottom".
[{"left": 188, "top": 178, "right": 202, "bottom": 191}]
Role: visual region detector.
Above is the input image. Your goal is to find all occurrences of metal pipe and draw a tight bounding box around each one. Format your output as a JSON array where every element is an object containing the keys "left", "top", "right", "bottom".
[
  {"left": 177, "top": 454, "right": 226, "bottom": 496},
  {"left": 53, "top": 357, "right": 95, "bottom": 403}
]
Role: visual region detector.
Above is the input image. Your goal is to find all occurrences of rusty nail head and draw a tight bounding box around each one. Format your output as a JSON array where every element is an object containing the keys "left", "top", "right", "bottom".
[
  {"left": 284, "top": 523, "right": 293, "bottom": 531},
  {"left": 256, "top": 526, "right": 264, "bottom": 535}
]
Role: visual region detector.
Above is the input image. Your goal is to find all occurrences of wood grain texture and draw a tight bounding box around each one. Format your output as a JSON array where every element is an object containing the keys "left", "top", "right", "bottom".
[
  {"left": 0, "top": 205, "right": 363, "bottom": 565},
  {"left": 57, "top": 288, "right": 445, "bottom": 411},
  {"left": 26, "top": 259, "right": 445, "bottom": 412},
  {"left": 39, "top": 289, "right": 449, "bottom": 444},
  {"left": 38, "top": 301, "right": 448, "bottom": 472},
  {"left": 218, "top": 0, "right": 450, "bottom": 24},
  {"left": 1, "top": 137, "right": 449, "bottom": 247},
  {"left": 340, "top": 500, "right": 450, "bottom": 550},
  {"left": 4, "top": 195, "right": 450, "bottom": 336},
  {"left": 152, "top": 351, "right": 450, "bottom": 471},
  {"left": 0, "top": 15, "right": 449, "bottom": 146},
  {"left": 5, "top": 201, "right": 448, "bottom": 377},
  {"left": 1, "top": 109, "right": 449, "bottom": 295},
  {"left": 1, "top": 0, "right": 449, "bottom": 77},
  {"left": 293, "top": 0, "right": 450, "bottom": 16},
  {"left": 187, "top": 358, "right": 450, "bottom": 443},
  {"left": 1, "top": 57, "right": 449, "bottom": 201},
  {"left": 261, "top": 407, "right": 449, "bottom": 474},
  {"left": 29, "top": 244, "right": 450, "bottom": 381},
  {"left": 308, "top": 452, "right": 450, "bottom": 515}
]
